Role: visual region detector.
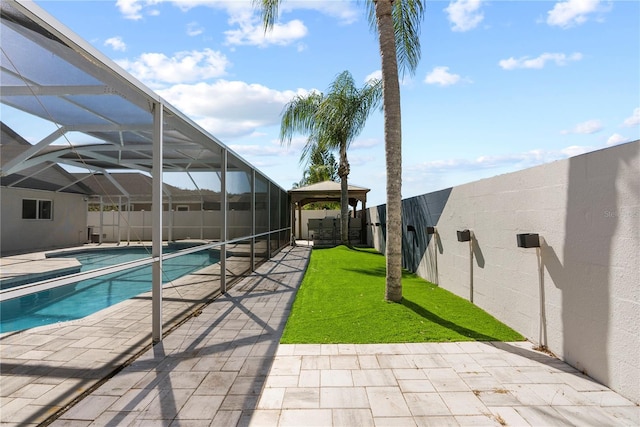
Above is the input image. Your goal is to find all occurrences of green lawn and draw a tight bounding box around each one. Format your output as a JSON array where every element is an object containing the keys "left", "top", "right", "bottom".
[{"left": 281, "top": 245, "right": 524, "bottom": 344}]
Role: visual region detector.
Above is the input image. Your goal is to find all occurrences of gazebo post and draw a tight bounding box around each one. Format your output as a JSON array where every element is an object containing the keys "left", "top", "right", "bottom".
[
  {"left": 293, "top": 204, "right": 296, "bottom": 241},
  {"left": 297, "top": 203, "right": 302, "bottom": 240}
]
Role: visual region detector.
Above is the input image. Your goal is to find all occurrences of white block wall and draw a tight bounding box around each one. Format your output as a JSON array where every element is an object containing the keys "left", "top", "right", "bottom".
[
  {"left": 367, "top": 140, "right": 639, "bottom": 403},
  {"left": 1, "top": 187, "right": 87, "bottom": 255}
]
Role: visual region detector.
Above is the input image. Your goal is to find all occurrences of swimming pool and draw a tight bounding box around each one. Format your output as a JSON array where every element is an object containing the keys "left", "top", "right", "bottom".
[{"left": 0, "top": 247, "right": 219, "bottom": 333}]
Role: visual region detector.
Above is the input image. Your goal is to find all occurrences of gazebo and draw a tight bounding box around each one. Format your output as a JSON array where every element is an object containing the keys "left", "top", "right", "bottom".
[{"left": 289, "top": 180, "right": 370, "bottom": 244}]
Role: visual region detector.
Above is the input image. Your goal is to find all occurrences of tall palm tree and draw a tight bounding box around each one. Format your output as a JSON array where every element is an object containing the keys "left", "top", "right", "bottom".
[
  {"left": 280, "top": 70, "right": 382, "bottom": 245},
  {"left": 256, "top": 0, "right": 424, "bottom": 302}
]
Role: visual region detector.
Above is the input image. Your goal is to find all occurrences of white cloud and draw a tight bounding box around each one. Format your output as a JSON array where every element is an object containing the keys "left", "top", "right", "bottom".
[
  {"left": 104, "top": 36, "right": 126, "bottom": 52},
  {"left": 186, "top": 22, "right": 204, "bottom": 37},
  {"left": 366, "top": 69, "right": 412, "bottom": 86},
  {"left": 230, "top": 135, "right": 308, "bottom": 160},
  {"left": 115, "top": 0, "right": 201, "bottom": 19},
  {"left": 606, "top": 133, "right": 630, "bottom": 146},
  {"left": 349, "top": 154, "right": 377, "bottom": 168},
  {"left": 157, "top": 80, "right": 310, "bottom": 139},
  {"left": 424, "top": 66, "right": 462, "bottom": 86},
  {"left": 284, "top": 135, "right": 310, "bottom": 152},
  {"left": 116, "top": 0, "right": 144, "bottom": 20},
  {"left": 113, "top": 0, "right": 350, "bottom": 47},
  {"left": 351, "top": 138, "right": 380, "bottom": 150},
  {"left": 499, "top": 52, "right": 582, "bottom": 70},
  {"left": 445, "top": 0, "right": 484, "bottom": 32},
  {"left": 230, "top": 142, "right": 293, "bottom": 158},
  {"left": 409, "top": 152, "right": 529, "bottom": 174},
  {"left": 225, "top": 17, "right": 308, "bottom": 47},
  {"left": 575, "top": 119, "right": 603, "bottom": 134},
  {"left": 407, "top": 144, "right": 599, "bottom": 176},
  {"left": 174, "top": 0, "right": 358, "bottom": 24},
  {"left": 623, "top": 107, "right": 640, "bottom": 127},
  {"left": 280, "top": 1, "right": 359, "bottom": 25},
  {"left": 561, "top": 119, "right": 603, "bottom": 135},
  {"left": 116, "top": 0, "right": 359, "bottom": 24},
  {"left": 116, "top": 48, "right": 230, "bottom": 86},
  {"left": 365, "top": 70, "right": 382, "bottom": 84},
  {"left": 560, "top": 145, "right": 592, "bottom": 157},
  {"left": 547, "top": 0, "right": 602, "bottom": 28}
]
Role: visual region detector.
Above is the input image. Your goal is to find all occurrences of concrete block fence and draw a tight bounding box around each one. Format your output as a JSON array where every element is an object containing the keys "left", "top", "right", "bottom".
[{"left": 366, "top": 140, "right": 639, "bottom": 404}]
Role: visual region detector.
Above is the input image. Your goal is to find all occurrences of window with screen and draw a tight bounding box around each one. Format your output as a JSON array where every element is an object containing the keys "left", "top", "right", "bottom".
[{"left": 22, "top": 199, "right": 53, "bottom": 220}]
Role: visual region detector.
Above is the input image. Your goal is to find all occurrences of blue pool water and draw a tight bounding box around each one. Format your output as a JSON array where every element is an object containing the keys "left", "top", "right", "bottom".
[{"left": 0, "top": 247, "right": 218, "bottom": 333}]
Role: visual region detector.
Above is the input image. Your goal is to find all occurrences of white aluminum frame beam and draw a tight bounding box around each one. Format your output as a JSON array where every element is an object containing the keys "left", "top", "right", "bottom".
[
  {"left": 251, "top": 169, "right": 256, "bottom": 271},
  {"left": 220, "top": 148, "right": 227, "bottom": 294},
  {"left": 1, "top": 127, "right": 67, "bottom": 176},
  {"left": 152, "top": 102, "right": 163, "bottom": 344}
]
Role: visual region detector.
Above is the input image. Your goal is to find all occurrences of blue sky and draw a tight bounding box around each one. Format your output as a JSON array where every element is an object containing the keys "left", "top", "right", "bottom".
[{"left": 12, "top": 1, "right": 640, "bottom": 205}]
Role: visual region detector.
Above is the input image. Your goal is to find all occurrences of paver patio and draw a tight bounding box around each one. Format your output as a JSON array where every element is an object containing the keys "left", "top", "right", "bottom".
[{"left": 1, "top": 244, "right": 638, "bottom": 426}]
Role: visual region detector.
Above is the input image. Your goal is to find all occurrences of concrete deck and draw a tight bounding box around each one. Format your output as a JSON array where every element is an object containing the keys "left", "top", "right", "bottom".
[{"left": 1, "top": 244, "right": 638, "bottom": 426}]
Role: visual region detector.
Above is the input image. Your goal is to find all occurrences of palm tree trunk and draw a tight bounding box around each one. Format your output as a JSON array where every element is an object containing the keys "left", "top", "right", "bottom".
[
  {"left": 339, "top": 142, "right": 350, "bottom": 245},
  {"left": 375, "top": 0, "right": 403, "bottom": 302}
]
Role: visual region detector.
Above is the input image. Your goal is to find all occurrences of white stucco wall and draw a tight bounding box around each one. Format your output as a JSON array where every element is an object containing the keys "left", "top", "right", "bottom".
[
  {"left": 367, "top": 140, "right": 639, "bottom": 403},
  {"left": 1, "top": 187, "right": 88, "bottom": 255}
]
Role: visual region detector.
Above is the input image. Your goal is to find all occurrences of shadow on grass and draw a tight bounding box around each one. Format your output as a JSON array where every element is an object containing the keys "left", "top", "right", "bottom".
[
  {"left": 345, "top": 267, "right": 417, "bottom": 279},
  {"left": 312, "top": 245, "right": 384, "bottom": 256},
  {"left": 401, "top": 297, "right": 500, "bottom": 341},
  {"left": 347, "top": 246, "right": 385, "bottom": 255}
]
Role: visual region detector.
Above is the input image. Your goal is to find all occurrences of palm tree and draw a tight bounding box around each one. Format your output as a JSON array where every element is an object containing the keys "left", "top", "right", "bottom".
[
  {"left": 295, "top": 145, "right": 340, "bottom": 210},
  {"left": 280, "top": 70, "right": 382, "bottom": 245},
  {"left": 256, "top": 0, "right": 424, "bottom": 302},
  {"left": 301, "top": 144, "right": 339, "bottom": 185}
]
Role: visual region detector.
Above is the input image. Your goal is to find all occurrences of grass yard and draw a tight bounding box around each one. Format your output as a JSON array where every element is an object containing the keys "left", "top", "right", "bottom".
[{"left": 281, "top": 245, "right": 525, "bottom": 344}]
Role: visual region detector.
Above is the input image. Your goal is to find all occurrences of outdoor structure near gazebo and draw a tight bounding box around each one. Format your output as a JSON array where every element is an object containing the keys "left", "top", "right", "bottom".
[{"left": 289, "top": 180, "right": 369, "bottom": 245}]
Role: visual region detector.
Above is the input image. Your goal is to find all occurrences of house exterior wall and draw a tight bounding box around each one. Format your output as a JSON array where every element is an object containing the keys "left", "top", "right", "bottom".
[
  {"left": 1, "top": 187, "right": 87, "bottom": 255},
  {"left": 366, "top": 140, "right": 639, "bottom": 404}
]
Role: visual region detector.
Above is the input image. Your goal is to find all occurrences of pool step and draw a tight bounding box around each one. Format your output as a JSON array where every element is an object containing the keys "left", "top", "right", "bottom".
[{"left": 0, "top": 259, "right": 82, "bottom": 290}]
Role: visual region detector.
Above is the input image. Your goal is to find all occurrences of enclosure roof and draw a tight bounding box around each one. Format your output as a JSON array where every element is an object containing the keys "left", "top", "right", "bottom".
[
  {"left": 0, "top": 122, "right": 93, "bottom": 194},
  {"left": 71, "top": 172, "right": 180, "bottom": 198},
  {"left": 0, "top": 0, "right": 271, "bottom": 192},
  {"left": 71, "top": 172, "right": 222, "bottom": 202}
]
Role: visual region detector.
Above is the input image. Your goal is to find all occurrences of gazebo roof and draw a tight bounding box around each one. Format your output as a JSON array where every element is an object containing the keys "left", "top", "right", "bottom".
[{"left": 289, "top": 180, "right": 369, "bottom": 207}]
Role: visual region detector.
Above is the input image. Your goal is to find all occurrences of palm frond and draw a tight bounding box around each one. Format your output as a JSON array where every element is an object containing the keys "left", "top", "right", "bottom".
[
  {"left": 253, "top": 0, "right": 281, "bottom": 31},
  {"left": 279, "top": 70, "right": 381, "bottom": 184},
  {"left": 280, "top": 92, "right": 323, "bottom": 146},
  {"left": 393, "top": 0, "right": 424, "bottom": 76},
  {"left": 364, "top": 0, "right": 425, "bottom": 76}
]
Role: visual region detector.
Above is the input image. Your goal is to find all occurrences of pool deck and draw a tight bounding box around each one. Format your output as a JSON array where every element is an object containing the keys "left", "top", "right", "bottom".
[{"left": 1, "top": 244, "right": 638, "bottom": 426}]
